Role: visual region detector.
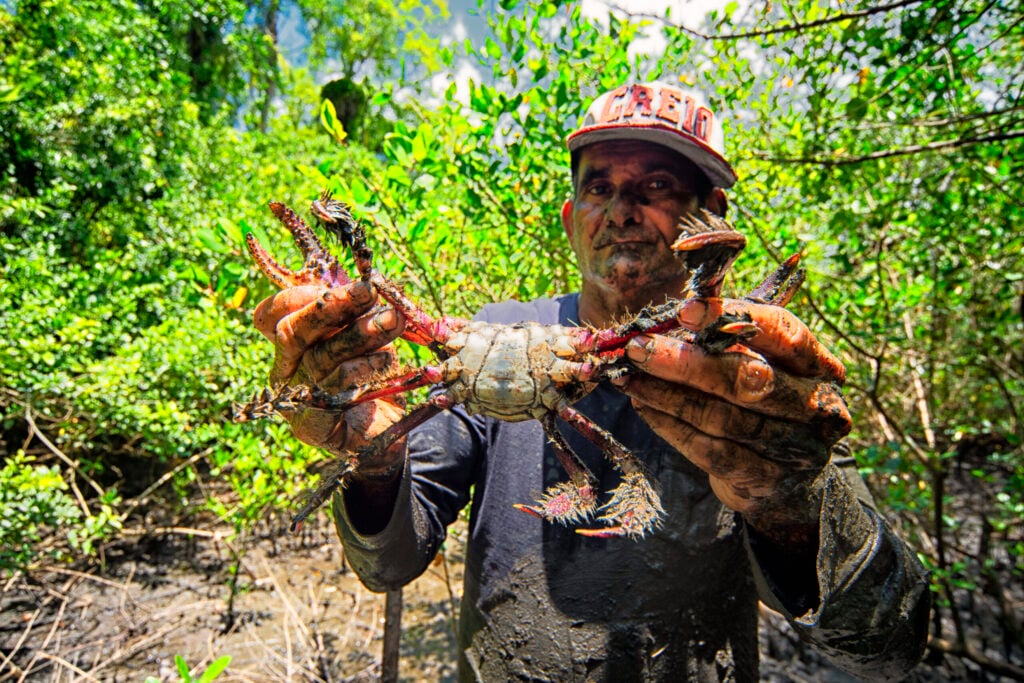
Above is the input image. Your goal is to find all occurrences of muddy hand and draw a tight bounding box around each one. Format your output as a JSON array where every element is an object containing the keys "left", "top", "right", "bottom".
[
  {"left": 616, "top": 297, "right": 851, "bottom": 546},
  {"left": 251, "top": 282, "right": 408, "bottom": 473}
]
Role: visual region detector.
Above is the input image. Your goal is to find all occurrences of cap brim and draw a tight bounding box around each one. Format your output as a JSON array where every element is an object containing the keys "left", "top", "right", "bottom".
[{"left": 567, "top": 124, "right": 737, "bottom": 189}]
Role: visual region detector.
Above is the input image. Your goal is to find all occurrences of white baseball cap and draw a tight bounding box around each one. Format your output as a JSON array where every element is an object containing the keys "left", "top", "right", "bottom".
[{"left": 567, "top": 81, "right": 737, "bottom": 189}]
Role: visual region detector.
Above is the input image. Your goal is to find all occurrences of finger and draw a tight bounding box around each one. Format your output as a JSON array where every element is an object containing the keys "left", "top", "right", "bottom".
[
  {"left": 253, "top": 286, "right": 322, "bottom": 340},
  {"left": 254, "top": 281, "right": 375, "bottom": 340},
  {"left": 270, "top": 284, "right": 377, "bottom": 384},
  {"left": 288, "top": 399, "right": 406, "bottom": 455},
  {"left": 675, "top": 298, "right": 846, "bottom": 383},
  {"left": 625, "top": 336, "right": 852, "bottom": 440},
  {"left": 634, "top": 403, "right": 783, "bottom": 499},
  {"left": 620, "top": 374, "right": 830, "bottom": 467},
  {"left": 305, "top": 307, "right": 405, "bottom": 382},
  {"left": 627, "top": 334, "right": 778, "bottom": 405},
  {"left": 317, "top": 350, "right": 400, "bottom": 392}
]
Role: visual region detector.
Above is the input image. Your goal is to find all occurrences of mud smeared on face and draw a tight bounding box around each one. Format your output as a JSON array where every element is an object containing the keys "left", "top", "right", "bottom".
[{"left": 565, "top": 141, "right": 705, "bottom": 324}]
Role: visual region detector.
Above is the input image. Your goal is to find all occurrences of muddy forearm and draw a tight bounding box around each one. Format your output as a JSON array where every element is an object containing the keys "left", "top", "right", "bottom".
[
  {"left": 748, "top": 459, "right": 931, "bottom": 681},
  {"left": 332, "top": 456, "right": 440, "bottom": 592},
  {"left": 332, "top": 409, "right": 482, "bottom": 592}
]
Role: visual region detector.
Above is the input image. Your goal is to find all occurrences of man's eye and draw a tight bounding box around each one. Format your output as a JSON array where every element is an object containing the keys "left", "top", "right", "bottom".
[
  {"left": 587, "top": 184, "right": 611, "bottom": 196},
  {"left": 647, "top": 178, "right": 670, "bottom": 191}
]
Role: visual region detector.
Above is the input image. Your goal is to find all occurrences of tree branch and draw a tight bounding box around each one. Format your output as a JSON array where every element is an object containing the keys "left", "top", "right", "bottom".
[
  {"left": 752, "top": 129, "right": 1024, "bottom": 166},
  {"left": 607, "top": 0, "right": 927, "bottom": 41},
  {"left": 928, "top": 636, "right": 1024, "bottom": 680},
  {"left": 849, "top": 105, "right": 1024, "bottom": 131}
]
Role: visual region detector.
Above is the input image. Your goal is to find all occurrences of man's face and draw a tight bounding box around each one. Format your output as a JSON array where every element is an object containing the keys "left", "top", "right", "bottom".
[{"left": 563, "top": 140, "right": 704, "bottom": 304}]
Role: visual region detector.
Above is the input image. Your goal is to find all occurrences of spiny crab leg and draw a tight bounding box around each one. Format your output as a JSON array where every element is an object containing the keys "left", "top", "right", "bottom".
[
  {"left": 245, "top": 201, "right": 353, "bottom": 288},
  {"left": 339, "top": 365, "right": 448, "bottom": 406},
  {"left": 309, "top": 192, "right": 470, "bottom": 353},
  {"left": 235, "top": 363, "right": 451, "bottom": 424},
  {"left": 513, "top": 413, "right": 600, "bottom": 525},
  {"left": 556, "top": 403, "right": 665, "bottom": 539}
]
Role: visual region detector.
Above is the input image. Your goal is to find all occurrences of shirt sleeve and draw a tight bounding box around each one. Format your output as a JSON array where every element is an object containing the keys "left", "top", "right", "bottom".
[
  {"left": 331, "top": 407, "right": 484, "bottom": 592},
  {"left": 745, "top": 452, "right": 932, "bottom": 681}
]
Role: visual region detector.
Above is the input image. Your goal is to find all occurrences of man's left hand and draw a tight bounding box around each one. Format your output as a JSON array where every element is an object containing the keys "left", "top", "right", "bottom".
[{"left": 617, "top": 296, "right": 851, "bottom": 548}]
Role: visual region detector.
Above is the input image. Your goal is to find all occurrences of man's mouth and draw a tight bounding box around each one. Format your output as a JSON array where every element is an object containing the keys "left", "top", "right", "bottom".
[{"left": 594, "top": 235, "right": 654, "bottom": 249}]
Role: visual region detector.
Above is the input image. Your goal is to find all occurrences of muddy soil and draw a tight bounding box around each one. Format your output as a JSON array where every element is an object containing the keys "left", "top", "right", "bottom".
[
  {"left": 0, "top": 512, "right": 1015, "bottom": 682},
  {"left": 1, "top": 512, "right": 463, "bottom": 683}
]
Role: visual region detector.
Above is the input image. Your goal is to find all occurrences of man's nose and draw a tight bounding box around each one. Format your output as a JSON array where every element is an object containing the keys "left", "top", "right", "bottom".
[{"left": 605, "top": 191, "right": 643, "bottom": 226}]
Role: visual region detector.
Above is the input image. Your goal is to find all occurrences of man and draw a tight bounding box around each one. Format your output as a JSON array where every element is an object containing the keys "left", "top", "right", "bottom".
[{"left": 253, "top": 82, "right": 930, "bottom": 681}]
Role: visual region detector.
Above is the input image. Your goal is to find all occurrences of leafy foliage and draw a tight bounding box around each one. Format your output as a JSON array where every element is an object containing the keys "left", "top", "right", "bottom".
[
  {"left": 0, "top": 452, "right": 121, "bottom": 572},
  {"left": 0, "top": 0, "right": 445, "bottom": 562}
]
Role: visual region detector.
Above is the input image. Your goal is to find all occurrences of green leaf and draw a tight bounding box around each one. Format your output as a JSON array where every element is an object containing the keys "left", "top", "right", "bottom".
[
  {"left": 845, "top": 97, "right": 868, "bottom": 120},
  {"left": 195, "top": 227, "right": 230, "bottom": 254},
  {"left": 319, "top": 99, "right": 348, "bottom": 144},
  {"left": 175, "top": 655, "right": 191, "bottom": 681},
  {"left": 197, "top": 655, "right": 231, "bottom": 683},
  {"left": 485, "top": 36, "right": 503, "bottom": 61}
]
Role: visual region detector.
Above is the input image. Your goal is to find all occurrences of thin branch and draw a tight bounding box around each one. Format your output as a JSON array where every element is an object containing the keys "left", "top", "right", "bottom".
[
  {"left": 899, "top": 302, "right": 937, "bottom": 451},
  {"left": 608, "top": 0, "right": 927, "bottom": 41},
  {"left": 121, "top": 448, "right": 211, "bottom": 518},
  {"left": 118, "top": 526, "right": 229, "bottom": 539},
  {"left": 849, "top": 105, "right": 1024, "bottom": 132},
  {"left": 928, "top": 636, "right": 1024, "bottom": 680},
  {"left": 752, "top": 129, "right": 1024, "bottom": 166},
  {"left": 32, "top": 652, "right": 100, "bottom": 683},
  {"left": 24, "top": 406, "right": 104, "bottom": 515}
]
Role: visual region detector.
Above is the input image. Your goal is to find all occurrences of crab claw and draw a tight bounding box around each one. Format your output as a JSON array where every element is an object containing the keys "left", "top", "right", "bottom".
[
  {"left": 692, "top": 313, "right": 761, "bottom": 354},
  {"left": 512, "top": 503, "right": 546, "bottom": 519},
  {"left": 514, "top": 482, "right": 598, "bottom": 526},
  {"left": 310, "top": 190, "right": 361, "bottom": 248},
  {"left": 672, "top": 210, "right": 748, "bottom": 298},
  {"left": 718, "top": 320, "right": 760, "bottom": 337},
  {"left": 745, "top": 252, "right": 806, "bottom": 307},
  {"left": 248, "top": 202, "right": 353, "bottom": 289},
  {"left": 575, "top": 522, "right": 633, "bottom": 539}
]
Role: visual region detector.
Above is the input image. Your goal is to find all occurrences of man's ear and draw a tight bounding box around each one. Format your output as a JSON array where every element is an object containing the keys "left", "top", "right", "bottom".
[
  {"left": 561, "top": 198, "right": 575, "bottom": 241},
  {"left": 706, "top": 188, "right": 728, "bottom": 218}
]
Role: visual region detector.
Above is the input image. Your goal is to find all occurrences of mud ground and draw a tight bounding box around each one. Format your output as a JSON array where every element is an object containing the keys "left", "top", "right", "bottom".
[
  {"left": 0, "top": 511, "right": 1014, "bottom": 682},
  {"left": 1, "top": 510, "right": 462, "bottom": 683}
]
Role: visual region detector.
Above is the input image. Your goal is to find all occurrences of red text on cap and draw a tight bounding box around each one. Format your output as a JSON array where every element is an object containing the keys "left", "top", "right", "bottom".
[{"left": 597, "top": 84, "right": 714, "bottom": 144}]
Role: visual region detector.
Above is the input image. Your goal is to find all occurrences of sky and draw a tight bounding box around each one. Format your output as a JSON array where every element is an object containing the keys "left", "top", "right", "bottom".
[{"left": 431, "top": 0, "right": 731, "bottom": 100}]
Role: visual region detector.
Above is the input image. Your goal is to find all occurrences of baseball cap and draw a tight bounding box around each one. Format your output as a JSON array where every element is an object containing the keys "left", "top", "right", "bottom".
[{"left": 567, "top": 81, "right": 737, "bottom": 189}]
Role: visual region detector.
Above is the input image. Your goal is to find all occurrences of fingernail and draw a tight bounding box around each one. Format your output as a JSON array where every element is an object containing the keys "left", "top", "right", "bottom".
[
  {"left": 676, "top": 299, "right": 708, "bottom": 329},
  {"left": 735, "top": 362, "right": 775, "bottom": 402},
  {"left": 350, "top": 281, "right": 373, "bottom": 305},
  {"left": 372, "top": 308, "right": 399, "bottom": 332},
  {"left": 625, "top": 335, "right": 656, "bottom": 365}
]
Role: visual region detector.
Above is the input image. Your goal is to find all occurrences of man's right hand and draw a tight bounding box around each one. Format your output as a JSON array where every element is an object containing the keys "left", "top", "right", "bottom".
[{"left": 252, "top": 280, "right": 408, "bottom": 478}]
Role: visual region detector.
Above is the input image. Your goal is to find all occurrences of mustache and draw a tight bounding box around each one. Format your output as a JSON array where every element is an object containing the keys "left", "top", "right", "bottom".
[{"left": 592, "top": 228, "right": 658, "bottom": 250}]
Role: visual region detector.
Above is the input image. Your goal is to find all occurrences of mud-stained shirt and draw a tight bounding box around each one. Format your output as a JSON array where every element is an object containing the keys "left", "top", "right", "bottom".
[{"left": 333, "top": 294, "right": 931, "bottom": 682}]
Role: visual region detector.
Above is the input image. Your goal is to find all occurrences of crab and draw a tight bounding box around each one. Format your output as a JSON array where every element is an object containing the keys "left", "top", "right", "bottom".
[{"left": 235, "top": 193, "right": 805, "bottom": 538}]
